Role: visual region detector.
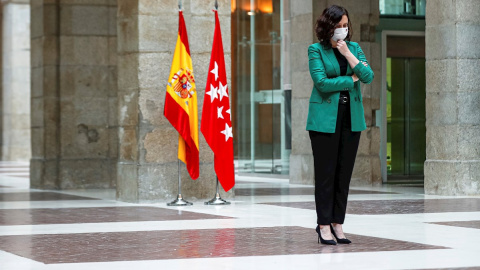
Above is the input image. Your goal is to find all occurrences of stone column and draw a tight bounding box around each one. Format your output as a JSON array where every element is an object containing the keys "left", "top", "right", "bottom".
[
  {"left": 116, "top": 0, "right": 233, "bottom": 202},
  {"left": 2, "top": 0, "right": 31, "bottom": 161},
  {"left": 336, "top": 0, "right": 382, "bottom": 186},
  {"left": 30, "top": 0, "right": 117, "bottom": 189},
  {"left": 0, "top": 7, "right": 3, "bottom": 157},
  {"left": 424, "top": 0, "right": 480, "bottom": 195},
  {"left": 289, "top": 0, "right": 381, "bottom": 185},
  {"left": 289, "top": 0, "right": 315, "bottom": 185}
]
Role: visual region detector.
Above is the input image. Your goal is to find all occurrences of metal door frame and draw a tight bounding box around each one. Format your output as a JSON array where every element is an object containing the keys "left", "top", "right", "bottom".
[{"left": 380, "top": 30, "right": 425, "bottom": 183}]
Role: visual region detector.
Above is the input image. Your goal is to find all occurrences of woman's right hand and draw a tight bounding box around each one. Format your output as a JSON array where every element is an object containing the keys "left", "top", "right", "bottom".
[{"left": 352, "top": 74, "right": 359, "bottom": 82}]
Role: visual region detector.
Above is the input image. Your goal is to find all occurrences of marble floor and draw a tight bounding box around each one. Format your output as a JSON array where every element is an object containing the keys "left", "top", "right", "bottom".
[{"left": 1, "top": 162, "right": 480, "bottom": 269}]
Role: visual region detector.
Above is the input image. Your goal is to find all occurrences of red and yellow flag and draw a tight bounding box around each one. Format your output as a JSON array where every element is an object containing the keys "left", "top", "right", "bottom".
[{"left": 164, "top": 11, "right": 199, "bottom": 179}]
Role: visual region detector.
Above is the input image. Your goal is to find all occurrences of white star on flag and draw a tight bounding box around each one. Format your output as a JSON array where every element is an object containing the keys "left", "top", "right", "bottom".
[
  {"left": 217, "top": 106, "right": 224, "bottom": 119},
  {"left": 226, "top": 108, "right": 231, "bottom": 120},
  {"left": 220, "top": 123, "right": 233, "bottom": 142},
  {"left": 218, "top": 82, "right": 228, "bottom": 101},
  {"left": 210, "top": 61, "right": 218, "bottom": 81},
  {"left": 206, "top": 84, "right": 218, "bottom": 103}
]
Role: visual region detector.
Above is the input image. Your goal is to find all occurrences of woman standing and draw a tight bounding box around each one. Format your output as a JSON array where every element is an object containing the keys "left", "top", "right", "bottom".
[{"left": 307, "top": 5, "right": 374, "bottom": 245}]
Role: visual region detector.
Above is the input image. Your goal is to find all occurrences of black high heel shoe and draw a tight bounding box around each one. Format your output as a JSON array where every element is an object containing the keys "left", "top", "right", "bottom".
[
  {"left": 315, "top": 225, "right": 337, "bottom": 245},
  {"left": 330, "top": 224, "right": 352, "bottom": 244}
]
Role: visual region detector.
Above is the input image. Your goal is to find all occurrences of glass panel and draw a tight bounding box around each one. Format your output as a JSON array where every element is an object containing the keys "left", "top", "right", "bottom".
[
  {"left": 380, "top": 0, "right": 426, "bottom": 16},
  {"left": 232, "top": 0, "right": 288, "bottom": 174},
  {"left": 407, "top": 59, "right": 426, "bottom": 175},
  {"left": 386, "top": 57, "right": 426, "bottom": 177},
  {"left": 388, "top": 58, "right": 406, "bottom": 175}
]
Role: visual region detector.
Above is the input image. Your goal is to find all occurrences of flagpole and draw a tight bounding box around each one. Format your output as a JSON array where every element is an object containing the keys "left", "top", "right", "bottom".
[
  {"left": 205, "top": 176, "right": 231, "bottom": 205},
  {"left": 167, "top": 159, "right": 193, "bottom": 206}
]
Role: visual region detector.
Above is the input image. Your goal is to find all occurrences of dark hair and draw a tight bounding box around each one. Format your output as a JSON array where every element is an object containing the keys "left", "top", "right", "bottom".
[{"left": 315, "top": 5, "right": 352, "bottom": 46}]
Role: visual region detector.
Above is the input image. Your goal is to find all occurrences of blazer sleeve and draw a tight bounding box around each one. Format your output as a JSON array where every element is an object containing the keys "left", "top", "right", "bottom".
[
  {"left": 352, "top": 44, "right": 374, "bottom": 84},
  {"left": 308, "top": 45, "right": 354, "bottom": 93}
]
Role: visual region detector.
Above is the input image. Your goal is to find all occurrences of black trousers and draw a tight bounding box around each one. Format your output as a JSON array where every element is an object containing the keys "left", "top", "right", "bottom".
[{"left": 309, "top": 102, "right": 361, "bottom": 225}]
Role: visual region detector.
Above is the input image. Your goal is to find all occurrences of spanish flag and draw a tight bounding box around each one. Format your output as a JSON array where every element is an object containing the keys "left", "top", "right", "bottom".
[{"left": 164, "top": 11, "right": 199, "bottom": 180}]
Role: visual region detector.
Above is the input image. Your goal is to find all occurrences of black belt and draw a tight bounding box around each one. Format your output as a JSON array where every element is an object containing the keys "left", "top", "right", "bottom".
[{"left": 339, "top": 95, "right": 349, "bottom": 105}]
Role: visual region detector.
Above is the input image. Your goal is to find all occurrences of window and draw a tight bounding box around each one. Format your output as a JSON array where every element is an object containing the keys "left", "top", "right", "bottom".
[{"left": 380, "top": 0, "right": 425, "bottom": 17}]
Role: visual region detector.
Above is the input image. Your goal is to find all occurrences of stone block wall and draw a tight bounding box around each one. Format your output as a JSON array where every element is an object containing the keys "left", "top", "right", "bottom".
[
  {"left": 30, "top": 0, "right": 117, "bottom": 189},
  {"left": 116, "top": 0, "right": 234, "bottom": 202},
  {"left": 289, "top": 0, "right": 381, "bottom": 186},
  {"left": 424, "top": 0, "right": 480, "bottom": 195}
]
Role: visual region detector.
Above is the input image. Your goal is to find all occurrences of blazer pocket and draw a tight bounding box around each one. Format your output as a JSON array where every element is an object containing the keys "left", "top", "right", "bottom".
[{"left": 309, "top": 95, "right": 324, "bottom": 104}]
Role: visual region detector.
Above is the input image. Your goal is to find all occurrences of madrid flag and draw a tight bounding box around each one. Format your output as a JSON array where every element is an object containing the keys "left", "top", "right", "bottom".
[
  {"left": 201, "top": 10, "right": 234, "bottom": 192},
  {"left": 164, "top": 11, "right": 199, "bottom": 180}
]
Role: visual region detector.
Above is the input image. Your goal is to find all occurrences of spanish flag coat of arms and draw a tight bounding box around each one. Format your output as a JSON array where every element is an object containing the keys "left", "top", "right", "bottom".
[{"left": 164, "top": 11, "right": 199, "bottom": 179}]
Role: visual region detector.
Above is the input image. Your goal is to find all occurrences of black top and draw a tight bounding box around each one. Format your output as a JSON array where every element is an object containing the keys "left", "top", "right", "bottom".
[
  {"left": 333, "top": 48, "right": 347, "bottom": 75},
  {"left": 333, "top": 48, "right": 349, "bottom": 96}
]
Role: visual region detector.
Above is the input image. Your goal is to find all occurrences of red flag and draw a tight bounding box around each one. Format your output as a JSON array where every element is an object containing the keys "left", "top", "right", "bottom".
[{"left": 201, "top": 10, "right": 234, "bottom": 192}]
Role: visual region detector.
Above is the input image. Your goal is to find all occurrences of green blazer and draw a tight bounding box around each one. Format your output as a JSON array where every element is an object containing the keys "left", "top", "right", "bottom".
[{"left": 306, "top": 41, "right": 374, "bottom": 133}]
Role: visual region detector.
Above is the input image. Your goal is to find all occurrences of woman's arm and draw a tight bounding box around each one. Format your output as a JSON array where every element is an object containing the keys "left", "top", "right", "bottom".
[
  {"left": 336, "top": 41, "right": 374, "bottom": 84},
  {"left": 308, "top": 45, "right": 355, "bottom": 93}
]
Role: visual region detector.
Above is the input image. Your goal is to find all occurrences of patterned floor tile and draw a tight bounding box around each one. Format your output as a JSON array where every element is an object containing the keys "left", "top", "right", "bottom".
[
  {"left": 262, "top": 199, "right": 480, "bottom": 214},
  {"left": 0, "top": 206, "right": 232, "bottom": 225},
  {"left": 235, "top": 187, "right": 396, "bottom": 196},
  {"left": 0, "top": 226, "right": 447, "bottom": 264},
  {"left": 415, "top": 266, "right": 480, "bottom": 270},
  {"left": 428, "top": 221, "right": 480, "bottom": 230},
  {"left": 0, "top": 192, "right": 98, "bottom": 202}
]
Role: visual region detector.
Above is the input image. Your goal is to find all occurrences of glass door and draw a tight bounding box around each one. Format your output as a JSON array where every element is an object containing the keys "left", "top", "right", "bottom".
[
  {"left": 231, "top": 0, "right": 289, "bottom": 174},
  {"left": 386, "top": 57, "right": 426, "bottom": 177}
]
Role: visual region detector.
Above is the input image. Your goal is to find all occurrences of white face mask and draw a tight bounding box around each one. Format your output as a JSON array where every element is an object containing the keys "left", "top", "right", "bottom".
[{"left": 332, "top": 27, "right": 348, "bottom": 41}]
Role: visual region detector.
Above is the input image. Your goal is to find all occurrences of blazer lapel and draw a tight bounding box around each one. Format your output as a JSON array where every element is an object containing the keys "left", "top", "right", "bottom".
[{"left": 323, "top": 45, "right": 340, "bottom": 76}]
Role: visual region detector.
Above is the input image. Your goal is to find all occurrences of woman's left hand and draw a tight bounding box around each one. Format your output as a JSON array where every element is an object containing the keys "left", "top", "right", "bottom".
[{"left": 336, "top": 40, "right": 351, "bottom": 56}]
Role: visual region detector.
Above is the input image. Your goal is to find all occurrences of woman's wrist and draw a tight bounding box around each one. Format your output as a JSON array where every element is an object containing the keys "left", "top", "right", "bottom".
[
  {"left": 345, "top": 52, "right": 360, "bottom": 69},
  {"left": 344, "top": 51, "right": 354, "bottom": 58},
  {"left": 351, "top": 74, "right": 359, "bottom": 82}
]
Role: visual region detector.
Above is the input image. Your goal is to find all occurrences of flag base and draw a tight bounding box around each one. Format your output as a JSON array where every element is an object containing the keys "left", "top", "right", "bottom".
[
  {"left": 167, "top": 194, "right": 193, "bottom": 206},
  {"left": 204, "top": 193, "right": 231, "bottom": 205}
]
